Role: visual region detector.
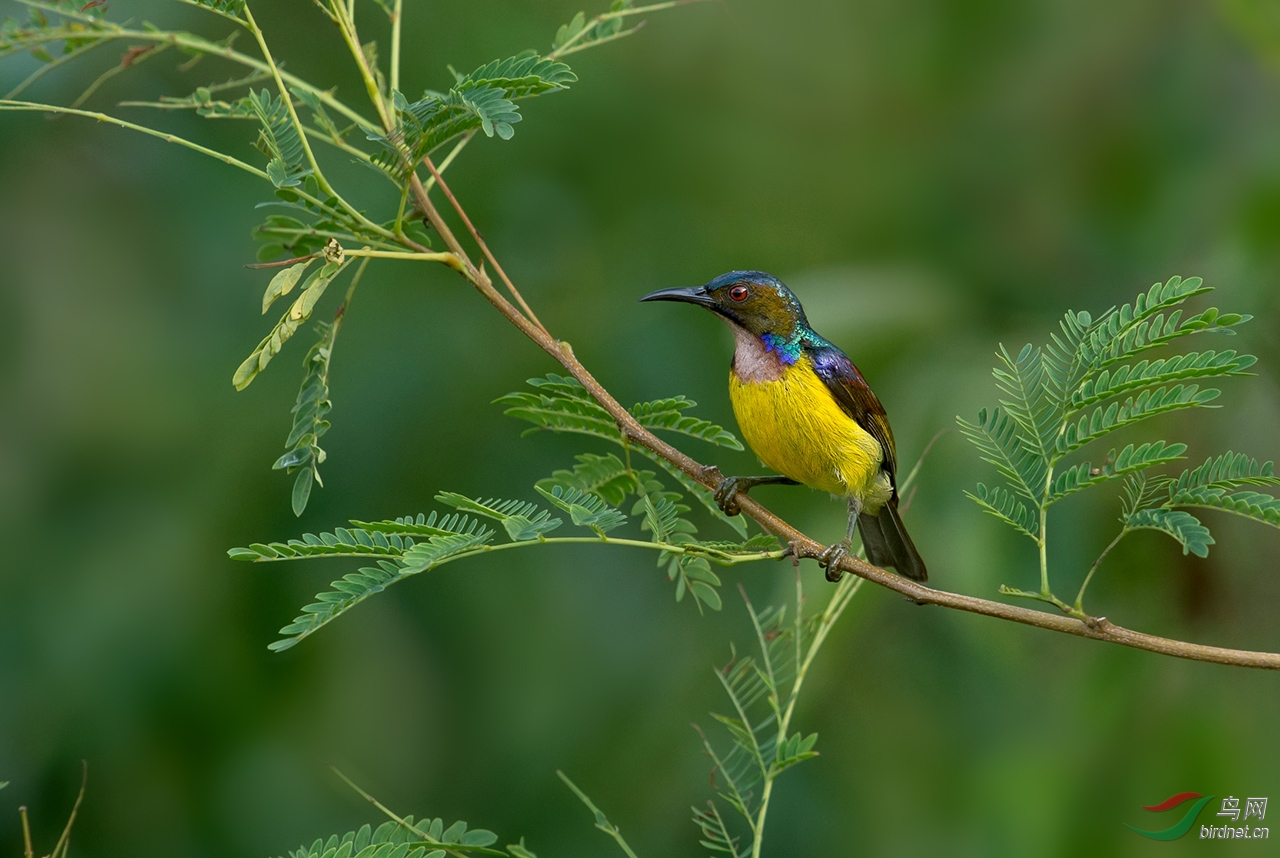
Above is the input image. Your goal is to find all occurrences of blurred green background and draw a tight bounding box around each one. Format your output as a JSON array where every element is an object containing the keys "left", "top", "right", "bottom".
[{"left": 3, "top": 0, "right": 1280, "bottom": 855}]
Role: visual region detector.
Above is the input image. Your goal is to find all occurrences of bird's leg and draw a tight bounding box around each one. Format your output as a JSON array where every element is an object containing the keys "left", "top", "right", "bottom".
[
  {"left": 819, "top": 496, "right": 862, "bottom": 582},
  {"left": 713, "top": 475, "right": 799, "bottom": 515}
]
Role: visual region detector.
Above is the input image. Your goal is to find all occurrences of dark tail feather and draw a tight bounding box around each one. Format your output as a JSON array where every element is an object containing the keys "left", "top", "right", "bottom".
[{"left": 857, "top": 500, "right": 928, "bottom": 582}]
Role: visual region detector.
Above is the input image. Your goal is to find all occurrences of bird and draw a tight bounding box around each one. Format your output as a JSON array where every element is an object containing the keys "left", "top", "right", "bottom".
[{"left": 640, "top": 270, "right": 927, "bottom": 582}]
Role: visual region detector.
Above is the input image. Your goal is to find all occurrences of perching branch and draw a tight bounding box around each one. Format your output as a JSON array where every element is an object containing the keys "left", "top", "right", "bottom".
[
  {"left": 405, "top": 136, "right": 1280, "bottom": 672},
  {"left": 6, "top": 0, "right": 1275, "bottom": 673}
]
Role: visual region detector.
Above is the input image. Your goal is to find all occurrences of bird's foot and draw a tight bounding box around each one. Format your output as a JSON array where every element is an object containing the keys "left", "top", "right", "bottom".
[
  {"left": 818, "top": 539, "right": 852, "bottom": 582},
  {"left": 713, "top": 477, "right": 746, "bottom": 516}
]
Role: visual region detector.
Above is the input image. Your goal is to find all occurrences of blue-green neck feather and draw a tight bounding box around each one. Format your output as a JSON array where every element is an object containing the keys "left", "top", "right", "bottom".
[{"left": 762, "top": 327, "right": 829, "bottom": 366}]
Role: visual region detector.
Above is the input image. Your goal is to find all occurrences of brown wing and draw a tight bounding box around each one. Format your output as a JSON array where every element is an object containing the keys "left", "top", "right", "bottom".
[{"left": 807, "top": 343, "right": 898, "bottom": 490}]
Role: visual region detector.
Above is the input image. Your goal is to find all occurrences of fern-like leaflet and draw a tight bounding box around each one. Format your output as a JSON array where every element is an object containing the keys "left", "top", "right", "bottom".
[
  {"left": 961, "top": 276, "right": 1277, "bottom": 615},
  {"left": 248, "top": 88, "right": 311, "bottom": 188},
  {"left": 279, "top": 813, "right": 507, "bottom": 858},
  {"left": 232, "top": 479, "right": 783, "bottom": 650},
  {"left": 371, "top": 51, "right": 576, "bottom": 178},
  {"left": 499, "top": 374, "right": 750, "bottom": 537},
  {"left": 692, "top": 577, "right": 854, "bottom": 857}
]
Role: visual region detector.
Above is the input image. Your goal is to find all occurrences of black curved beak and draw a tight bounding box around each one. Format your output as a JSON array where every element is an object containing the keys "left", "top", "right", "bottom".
[{"left": 638, "top": 285, "right": 716, "bottom": 307}]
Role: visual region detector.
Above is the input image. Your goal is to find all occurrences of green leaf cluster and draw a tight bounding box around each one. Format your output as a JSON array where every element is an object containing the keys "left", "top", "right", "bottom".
[
  {"left": 372, "top": 50, "right": 576, "bottom": 178},
  {"left": 231, "top": 470, "right": 780, "bottom": 649},
  {"left": 692, "top": 579, "right": 846, "bottom": 858},
  {"left": 500, "top": 374, "right": 749, "bottom": 537},
  {"left": 233, "top": 260, "right": 346, "bottom": 391},
  {"left": 280, "top": 816, "right": 506, "bottom": 858},
  {"left": 959, "top": 276, "right": 1277, "bottom": 615},
  {"left": 1, "top": 0, "right": 688, "bottom": 524},
  {"left": 553, "top": 1, "right": 644, "bottom": 56},
  {"left": 271, "top": 319, "right": 339, "bottom": 516}
]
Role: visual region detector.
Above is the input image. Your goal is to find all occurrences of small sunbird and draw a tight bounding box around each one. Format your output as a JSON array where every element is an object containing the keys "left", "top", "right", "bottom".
[{"left": 641, "top": 270, "right": 927, "bottom": 582}]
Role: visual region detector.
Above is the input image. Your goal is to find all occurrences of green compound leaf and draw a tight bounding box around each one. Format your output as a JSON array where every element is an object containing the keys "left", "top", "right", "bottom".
[
  {"left": 267, "top": 528, "right": 492, "bottom": 651},
  {"left": 1168, "top": 488, "right": 1280, "bottom": 529},
  {"left": 262, "top": 260, "right": 314, "bottom": 314},
  {"left": 957, "top": 406, "right": 1044, "bottom": 502},
  {"left": 1124, "top": 508, "right": 1214, "bottom": 558},
  {"left": 534, "top": 484, "right": 627, "bottom": 534},
  {"left": 1049, "top": 441, "right": 1188, "bottom": 503},
  {"left": 454, "top": 50, "right": 577, "bottom": 98},
  {"left": 348, "top": 511, "right": 486, "bottom": 539},
  {"left": 435, "top": 492, "right": 561, "bottom": 541},
  {"left": 631, "top": 395, "right": 743, "bottom": 450},
  {"left": 496, "top": 374, "right": 620, "bottom": 441},
  {"left": 1166, "top": 451, "right": 1280, "bottom": 495},
  {"left": 233, "top": 261, "right": 345, "bottom": 390},
  {"left": 248, "top": 88, "right": 311, "bottom": 189},
  {"left": 1069, "top": 349, "right": 1256, "bottom": 412},
  {"left": 273, "top": 320, "right": 340, "bottom": 516},
  {"left": 638, "top": 449, "right": 751, "bottom": 539},
  {"left": 372, "top": 50, "right": 574, "bottom": 178},
  {"left": 536, "top": 452, "right": 637, "bottom": 506},
  {"left": 965, "top": 482, "right": 1038, "bottom": 540},
  {"left": 276, "top": 813, "right": 506, "bottom": 858},
  {"left": 1057, "top": 385, "right": 1221, "bottom": 458}
]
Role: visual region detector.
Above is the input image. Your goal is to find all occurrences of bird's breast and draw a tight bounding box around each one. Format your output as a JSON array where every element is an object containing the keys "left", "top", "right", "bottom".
[{"left": 729, "top": 355, "right": 889, "bottom": 504}]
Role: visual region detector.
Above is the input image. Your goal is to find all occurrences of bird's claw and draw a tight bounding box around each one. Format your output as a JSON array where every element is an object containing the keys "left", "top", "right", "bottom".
[
  {"left": 714, "top": 477, "right": 743, "bottom": 516},
  {"left": 818, "top": 539, "right": 851, "bottom": 583}
]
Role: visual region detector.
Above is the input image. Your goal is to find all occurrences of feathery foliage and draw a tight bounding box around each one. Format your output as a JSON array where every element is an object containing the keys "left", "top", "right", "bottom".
[
  {"left": 960, "top": 276, "right": 1277, "bottom": 615},
  {"left": 273, "top": 319, "right": 337, "bottom": 516},
  {"left": 1, "top": 0, "right": 680, "bottom": 515},
  {"left": 231, "top": 466, "right": 783, "bottom": 649},
  {"left": 248, "top": 88, "right": 311, "bottom": 188},
  {"left": 499, "top": 374, "right": 750, "bottom": 537},
  {"left": 4, "top": 1, "right": 871, "bottom": 855},
  {"left": 281, "top": 816, "right": 504, "bottom": 858},
  {"left": 279, "top": 770, "right": 536, "bottom": 858},
  {"left": 692, "top": 574, "right": 862, "bottom": 857},
  {"left": 632, "top": 396, "right": 744, "bottom": 450},
  {"left": 371, "top": 50, "right": 576, "bottom": 178}
]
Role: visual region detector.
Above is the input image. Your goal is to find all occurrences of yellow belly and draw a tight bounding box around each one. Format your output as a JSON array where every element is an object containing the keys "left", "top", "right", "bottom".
[{"left": 728, "top": 358, "right": 891, "bottom": 508}]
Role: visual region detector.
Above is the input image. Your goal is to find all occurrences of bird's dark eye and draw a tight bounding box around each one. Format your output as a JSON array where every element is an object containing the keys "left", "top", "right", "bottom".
[{"left": 729, "top": 285, "right": 749, "bottom": 302}]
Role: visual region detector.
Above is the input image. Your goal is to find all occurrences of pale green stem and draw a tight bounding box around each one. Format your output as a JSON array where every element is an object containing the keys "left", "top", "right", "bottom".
[
  {"left": 557, "top": 771, "right": 642, "bottom": 858},
  {"left": 0, "top": 100, "right": 268, "bottom": 178},
  {"left": 548, "top": 0, "right": 699, "bottom": 59},
  {"left": 393, "top": 182, "right": 410, "bottom": 235},
  {"left": 328, "top": 0, "right": 393, "bottom": 131},
  {"left": 70, "top": 43, "right": 170, "bottom": 109},
  {"left": 112, "top": 102, "right": 388, "bottom": 181},
  {"left": 1074, "top": 529, "right": 1128, "bottom": 614},
  {"left": 250, "top": 535, "right": 787, "bottom": 568},
  {"left": 173, "top": 0, "right": 248, "bottom": 27},
  {"left": 10, "top": 3, "right": 378, "bottom": 129},
  {"left": 389, "top": 0, "right": 403, "bottom": 97},
  {"left": 241, "top": 4, "right": 399, "bottom": 242},
  {"left": 242, "top": 4, "right": 325, "bottom": 185},
  {"left": 342, "top": 248, "right": 464, "bottom": 271},
  {"left": 750, "top": 572, "right": 865, "bottom": 858},
  {"left": 329, "top": 766, "right": 453, "bottom": 848},
  {"left": 4, "top": 37, "right": 108, "bottom": 99},
  {"left": 1039, "top": 507, "right": 1049, "bottom": 596}
]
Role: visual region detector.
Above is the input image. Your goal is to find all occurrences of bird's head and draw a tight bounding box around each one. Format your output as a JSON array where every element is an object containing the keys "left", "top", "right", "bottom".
[{"left": 640, "top": 270, "right": 809, "bottom": 339}]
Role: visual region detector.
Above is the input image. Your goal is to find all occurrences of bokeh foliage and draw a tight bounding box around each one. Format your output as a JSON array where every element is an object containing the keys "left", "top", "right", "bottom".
[{"left": 4, "top": 0, "right": 1280, "bottom": 856}]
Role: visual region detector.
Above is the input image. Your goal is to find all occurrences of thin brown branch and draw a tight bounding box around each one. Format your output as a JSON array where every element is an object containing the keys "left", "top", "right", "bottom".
[
  {"left": 420, "top": 155, "right": 548, "bottom": 334},
  {"left": 407, "top": 173, "right": 1280, "bottom": 672}
]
